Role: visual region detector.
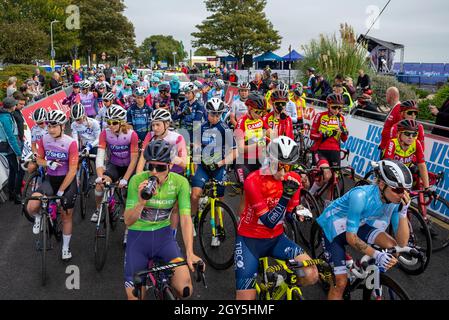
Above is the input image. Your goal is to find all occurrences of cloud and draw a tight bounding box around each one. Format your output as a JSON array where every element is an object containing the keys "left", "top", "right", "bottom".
[{"left": 124, "top": 0, "right": 449, "bottom": 62}]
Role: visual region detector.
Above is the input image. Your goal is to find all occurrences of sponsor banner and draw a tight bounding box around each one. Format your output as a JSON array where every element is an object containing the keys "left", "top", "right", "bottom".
[{"left": 303, "top": 104, "right": 449, "bottom": 219}]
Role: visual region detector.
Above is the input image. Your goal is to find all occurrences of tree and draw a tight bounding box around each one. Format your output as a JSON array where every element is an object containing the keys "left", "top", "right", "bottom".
[
  {"left": 194, "top": 47, "right": 217, "bottom": 56},
  {"left": 139, "top": 35, "right": 187, "bottom": 66},
  {"left": 191, "top": 0, "right": 282, "bottom": 68}
]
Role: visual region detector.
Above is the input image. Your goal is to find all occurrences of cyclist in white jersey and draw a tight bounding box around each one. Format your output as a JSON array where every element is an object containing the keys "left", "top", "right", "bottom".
[
  {"left": 96, "top": 92, "right": 116, "bottom": 130},
  {"left": 230, "top": 82, "right": 250, "bottom": 127},
  {"left": 70, "top": 103, "right": 101, "bottom": 154},
  {"left": 28, "top": 108, "right": 48, "bottom": 174}
]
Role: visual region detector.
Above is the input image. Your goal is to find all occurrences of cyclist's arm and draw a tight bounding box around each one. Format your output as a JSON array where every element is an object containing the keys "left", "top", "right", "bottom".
[
  {"left": 310, "top": 113, "right": 324, "bottom": 141},
  {"left": 123, "top": 131, "right": 139, "bottom": 182},
  {"left": 96, "top": 131, "right": 107, "bottom": 177},
  {"left": 173, "top": 135, "right": 187, "bottom": 169},
  {"left": 390, "top": 208, "right": 410, "bottom": 247},
  {"left": 90, "top": 120, "right": 101, "bottom": 148},
  {"left": 345, "top": 189, "right": 376, "bottom": 258},
  {"left": 36, "top": 139, "right": 50, "bottom": 167},
  {"left": 57, "top": 141, "right": 79, "bottom": 194},
  {"left": 124, "top": 175, "right": 145, "bottom": 227},
  {"left": 383, "top": 140, "right": 396, "bottom": 160},
  {"left": 178, "top": 179, "right": 195, "bottom": 257}
]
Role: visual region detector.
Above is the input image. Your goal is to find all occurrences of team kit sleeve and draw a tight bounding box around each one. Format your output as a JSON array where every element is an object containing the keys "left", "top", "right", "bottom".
[
  {"left": 68, "top": 141, "right": 79, "bottom": 166},
  {"left": 415, "top": 140, "right": 426, "bottom": 164},
  {"left": 383, "top": 139, "right": 396, "bottom": 160},
  {"left": 177, "top": 176, "right": 192, "bottom": 216},
  {"left": 125, "top": 174, "right": 142, "bottom": 210},
  {"left": 98, "top": 130, "right": 107, "bottom": 149},
  {"left": 310, "top": 113, "right": 323, "bottom": 141},
  {"left": 130, "top": 131, "right": 139, "bottom": 153},
  {"left": 36, "top": 139, "right": 46, "bottom": 159},
  {"left": 346, "top": 189, "right": 368, "bottom": 234},
  {"left": 244, "top": 176, "right": 269, "bottom": 218}
]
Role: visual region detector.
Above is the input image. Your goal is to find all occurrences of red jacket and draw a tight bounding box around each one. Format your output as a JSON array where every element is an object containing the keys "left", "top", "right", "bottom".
[
  {"left": 379, "top": 102, "right": 401, "bottom": 150},
  {"left": 262, "top": 112, "right": 294, "bottom": 140}
]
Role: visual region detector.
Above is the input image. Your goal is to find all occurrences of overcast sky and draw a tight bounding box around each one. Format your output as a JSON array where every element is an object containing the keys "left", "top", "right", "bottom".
[{"left": 123, "top": 0, "right": 449, "bottom": 63}]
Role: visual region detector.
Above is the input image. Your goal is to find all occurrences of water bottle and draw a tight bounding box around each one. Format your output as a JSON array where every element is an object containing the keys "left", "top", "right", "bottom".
[
  {"left": 48, "top": 202, "right": 57, "bottom": 221},
  {"left": 141, "top": 175, "right": 158, "bottom": 201},
  {"left": 108, "top": 197, "right": 116, "bottom": 213}
]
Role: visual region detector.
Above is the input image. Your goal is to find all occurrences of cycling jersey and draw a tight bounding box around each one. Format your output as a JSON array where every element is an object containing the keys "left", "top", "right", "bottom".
[
  {"left": 62, "top": 92, "right": 80, "bottom": 107},
  {"left": 285, "top": 101, "right": 298, "bottom": 124},
  {"left": 379, "top": 102, "right": 402, "bottom": 150},
  {"left": 172, "top": 99, "right": 205, "bottom": 141},
  {"left": 389, "top": 123, "right": 425, "bottom": 151},
  {"left": 231, "top": 99, "right": 248, "bottom": 123},
  {"left": 383, "top": 138, "right": 425, "bottom": 166},
  {"left": 238, "top": 168, "right": 301, "bottom": 239},
  {"left": 98, "top": 129, "right": 139, "bottom": 167},
  {"left": 37, "top": 133, "right": 78, "bottom": 176},
  {"left": 208, "top": 88, "right": 224, "bottom": 101},
  {"left": 71, "top": 118, "right": 101, "bottom": 149},
  {"left": 31, "top": 125, "right": 48, "bottom": 143},
  {"left": 262, "top": 112, "right": 294, "bottom": 140},
  {"left": 152, "top": 95, "right": 173, "bottom": 111},
  {"left": 126, "top": 172, "right": 191, "bottom": 232},
  {"left": 79, "top": 92, "right": 97, "bottom": 117},
  {"left": 265, "top": 90, "right": 273, "bottom": 110},
  {"left": 310, "top": 111, "right": 348, "bottom": 152},
  {"left": 200, "top": 120, "right": 236, "bottom": 163},
  {"left": 316, "top": 185, "right": 401, "bottom": 243},
  {"left": 148, "top": 87, "right": 159, "bottom": 99},
  {"left": 142, "top": 131, "right": 187, "bottom": 175},
  {"left": 235, "top": 114, "right": 269, "bottom": 160},
  {"left": 289, "top": 93, "right": 306, "bottom": 121},
  {"left": 126, "top": 104, "right": 153, "bottom": 141},
  {"left": 95, "top": 105, "right": 110, "bottom": 130}
]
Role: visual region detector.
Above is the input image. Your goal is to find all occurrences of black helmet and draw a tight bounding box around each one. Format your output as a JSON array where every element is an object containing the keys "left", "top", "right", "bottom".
[
  {"left": 327, "top": 93, "right": 345, "bottom": 106},
  {"left": 245, "top": 92, "right": 267, "bottom": 110},
  {"left": 143, "top": 140, "right": 175, "bottom": 164},
  {"left": 397, "top": 119, "right": 419, "bottom": 132}
]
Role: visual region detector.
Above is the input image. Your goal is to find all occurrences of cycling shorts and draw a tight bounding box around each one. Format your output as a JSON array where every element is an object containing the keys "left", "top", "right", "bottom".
[
  {"left": 235, "top": 162, "right": 262, "bottom": 184},
  {"left": 191, "top": 165, "right": 226, "bottom": 197},
  {"left": 314, "top": 150, "right": 341, "bottom": 168},
  {"left": 124, "top": 227, "right": 184, "bottom": 288},
  {"left": 235, "top": 234, "right": 305, "bottom": 291},
  {"left": 104, "top": 163, "right": 130, "bottom": 182},
  {"left": 321, "top": 224, "right": 382, "bottom": 275},
  {"left": 36, "top": 175, "right": 78, "bottom": 209}
]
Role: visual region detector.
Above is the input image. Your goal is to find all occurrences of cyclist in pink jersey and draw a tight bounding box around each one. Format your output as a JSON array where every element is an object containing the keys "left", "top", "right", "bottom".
[
  {"left": 79, "top": 80, "right": 97, "bottom": 117},
  {"left": 27, "top": 110, "right": 79, "bottom": 261}
]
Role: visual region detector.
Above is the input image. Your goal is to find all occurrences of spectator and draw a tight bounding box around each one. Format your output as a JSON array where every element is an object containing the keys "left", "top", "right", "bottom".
[
  {"left": 379, "top": 87, "right": 401, "bottom": 150},
  {"left": 357, "top": 69, "right": 371, "bottom": 90},
  {"left": 103, "top": 64, "right": 113, "bottom": 84},
  {"left": 12, "top": 94, "right": 26, "bottom": 202},
  {"left": 73, "top": 69, "right": 81, "bottom": 83},
  {"left": 304, "top": 67, "right": 317, "bottom": 98},
  {"left": 250, "top": 73, "right": 265, "bottom": 93},
  {"left": 345, "top": 77, "right": 356, "bottom": 98},
  {"left": 26, "top": 80, "right": 42, "bottom": 101},
  {"left": 6, "top": 77, "right": 17, "bottom": 98},
  {"left": 353, "top": 92, "right": 386, "bottom": 122},
  {"left": 314, "top": 74, "right": 332, "bottom": 101},
  {"left": 34, "top": 69, "right": 46, "bottom": 88},
  {"left": 0, "top": 97, "right": 22, "bottom": 204},
  {"left": 50, "top": 72, "right": 63, "bottom": 91},
  {"left": 79, "top": 67, "right": 85, "bottom": 80},
  {"left": 430, "top": 98, "right": 449, "bottom": 138},
  {"left": 228, "top": 69, "right": 239, "bottom": 86}
]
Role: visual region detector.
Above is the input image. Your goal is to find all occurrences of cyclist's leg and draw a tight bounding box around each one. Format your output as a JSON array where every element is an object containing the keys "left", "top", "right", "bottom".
[
  {"left": 124, "top": 230, "right": 153, "bottom": 300},
  {"left": 235, "top": 235, "right": 267, "bottom": 300},
  {"left": 155, "top": 227, "right": 192, "bottom": 299},
  {"left": 60, "top": 179, "right": 78, "bottom": 235},
  {"left": 321, "top": 232, "right": 348, "bottom": 300},
  {"left": 190, "top": 165, "right": 208, "bottom": 218},
  {"left": 170, "top": 203, "right": 180, "bottom": 238},
  {"left": 271, "top": 234, "right": 318, "bottom": 287},
  {"left": 27, "top": 179, "right": 54, "bottom": 215}
]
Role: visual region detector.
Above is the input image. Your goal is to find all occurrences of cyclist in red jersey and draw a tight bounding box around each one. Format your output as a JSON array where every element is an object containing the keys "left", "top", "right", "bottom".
[
  {"left": 383, "top": 119, "right": 430, "bottom": 190},
  {"left": 379, "top": 87, "right": 401, "bottom": 150},
  {"left": 389, "top": 100, "right": 425, "bottom": 150},
  {"left": 263, "top": 83, "right": 294, "bottom": 140},
  {"left": 235, "top": 136, "right": 318, "bottom": 300},
  {"left": 309, "top": 93, "right": 349, "bottom": 198}
]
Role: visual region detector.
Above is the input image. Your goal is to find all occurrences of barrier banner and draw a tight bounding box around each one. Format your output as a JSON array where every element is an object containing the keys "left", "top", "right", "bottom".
[{"left": 303, "top": 104, "right": 449, "bottom": 220}]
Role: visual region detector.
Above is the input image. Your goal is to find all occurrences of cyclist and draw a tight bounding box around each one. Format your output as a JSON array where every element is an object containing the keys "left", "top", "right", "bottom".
[
  {"left": 28, "top": 108, "right": 48, "bottom": 174},
  {"left": 80, "top": 80, "right": 97, "bottom": 118},
  {"left": 62, "top": 82, "right": 81, "bottom": 108},
  {"left": 169, "top": 74, "right": 181, "bottom": 105},
  {"left": 309, "top": 93, "right": 349, "bottom": 198},
  {"left": 148, "top": 76, "right": 161, "bottom": 100},
  {"left": 94, "top": 82, "right": 107, "bottom": 112},
  {"left": 229, "top": 82, "right": 250, "bottom": 128},
  {"left": 263, "top": 83, "right": 295, "bottom": 139},
  {"left": 289, "top": 82, "right": 307, "bottom": 127},
  {"left": 383, "top": 119, "right": 429, "bottom": 190},
  {"left": 153, "top": 83, "right": 173, "bottom": 111},
  {"left": 112, "top": 75, "right": 124, "bottom": 97},
  {"left": 235, "top": 136, "right": 318, "bottom": 300},
  {"left": 93, "top": 105, "right": 139, "bottom": 224},
  {"left": 26, "top": 110, "right": 79, "bottom": 261},
  {"left": 172, "top": 83, "right": 205, "bottom": 144},
  {"left": 70, "top": 103, "right": 101, "bottom": 155},
  {"left": 389, "top": 100, "right": 425, "bottom": 150},
  {"left": 124, "top": 139, "right": 203, "bottom": 300},
  {"left": 190, "top": 98, "right": 237, "bottom": 237},
  {"left": 208, "top": 79, "right": 225, "bottom": 101},
  {"left": 126, "top": 87, "right": 153, "bottom": 143},
  {"left": 316, "top": 160, "right": 413, "bottom": 300},
  {"left": 96, "top": 92, "right": 116, "bottom": 130}
]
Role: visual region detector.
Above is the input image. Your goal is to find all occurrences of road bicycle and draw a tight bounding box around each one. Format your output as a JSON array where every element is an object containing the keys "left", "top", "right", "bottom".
[
  {"left": 77, "top": 151, "right": 96, "bottom": 220},
  {"left": 22, "top": 164, "right": 46, "bottom": 223},
  {"left": 132, "top": 261, "right": 206, "bottom": 300}
]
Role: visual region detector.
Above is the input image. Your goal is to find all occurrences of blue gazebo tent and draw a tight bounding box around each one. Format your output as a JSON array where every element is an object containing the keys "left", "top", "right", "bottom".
[
  {"left": 254, "top": 51, "right": 283, "bottom": 69},
  {"left": 282, "top": 50, "right": 304, "bottom": 62}
]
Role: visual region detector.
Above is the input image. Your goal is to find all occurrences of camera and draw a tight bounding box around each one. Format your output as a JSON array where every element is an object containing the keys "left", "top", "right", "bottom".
[{"left": 140, "top": 175, "right": 158, "bottom": 201}]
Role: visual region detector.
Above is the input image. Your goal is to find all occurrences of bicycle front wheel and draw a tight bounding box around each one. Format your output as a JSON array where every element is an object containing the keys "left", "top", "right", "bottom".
[
  {"left": 78, "top": 167, "right": 89, "bottom": 220},
  {"left": 40, "top": 215, "right": 48, "bottom": 286},
  {"left": 362, "top": 273, "right": 410, "bottom": 300},
  {"left": 94, "top": 202, "right": 110, "bottom": 271},
  {"left": 198, "top": 200, "right": 237, "bottom": 270}
]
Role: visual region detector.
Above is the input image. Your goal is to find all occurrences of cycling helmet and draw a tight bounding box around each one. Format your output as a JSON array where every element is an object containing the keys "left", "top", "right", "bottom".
[
  {"left": 214, "top": 79, "right": 225, "bottom": 89},
  {"left": 158, "top": 83, "right": 170, "bottom": 93},
  {"left": 71, "top": 103, "right": 85, "bottom": 120},
  {"left": 124, "top": 78, "right": 133, "bottom": 86},
  {"left": 193, "top": 80, "right": 203, "bottom": 89},
  {"left": 373, "top": 160, "right": 413, "bottom": 189},
  {"left": 102, "top": 92, "right": 115, "bottom": 101},
  {"left": 81, "top": 81, "right": 91, "bottom": 89},
  {"left": 238, "top": 82, "right": 251, "bottom": 90},
  {"left": 32, "top": 108, "right": 47, "bottom": 123},
  {"left": 131, "top": 75, "right": 139, "bottom": 83},
  {"left": 88, "top": 76, "right": 96, "bottom": 83},
  {"left": 307, "top": 67, "right": 316, "bottom": 73},
  {"left": 105, "top": 105, "right": 127, "bottom": 121},
  {"left": 73, "top": 82, "right": 81, "bottom": 89},
  {"left": 115, "top": 76, "right": 123, "bottom": 81},
  {"left": 267, "top": 136, "right": 300, "bottom": 165},
  {"left": 397, "top": 119, "right": 419, "bottom": 132},
  {"left": 206, "top": 98, "right": 226, "bottom": 113},
  {"left": 293, "top": 82, "right": 304, "bottom": 96},
  {"left": 143, "top": 139, "right": 174, "bottom": 164},
  {"left": 245, "top": 92, "right": 267, "bottom": 110},
  {"left": 150, "top": 108, "right": 172, "bottom": 123},
  {"left": 326, "top": 93, "right": 345, "bottom": 106},
  {"left": 47, "top": 110, "right": 67, "bottom": 125},
  {"left": 154, "top": 72, "right": 163, "bottom": 79},
  {"left": 400, "top": 100, "right": 418, "bottom": 112},
  {"left": 272, "top": 84, "right": 289, "bottom": 102},
  {"left": 135, "top": 87, "right": 147, "bottom": 97},
  {"left": 151, "top": 76, "right": 160, "bottom": 83},
  {"left": 183, "top": 82, "right": 196, "bottom": 93}
]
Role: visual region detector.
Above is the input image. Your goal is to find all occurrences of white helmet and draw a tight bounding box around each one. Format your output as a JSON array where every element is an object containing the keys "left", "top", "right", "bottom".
[
  {"left": 102, "top": 92, "right": 115, "bottom": 101},
  {"left": 47, "top": 110, "right": 67, "bottom": 125},
  {"left": 215, "top": 79, "right": 225, "bottom": 89},
  {"left": 373, "top": 160, "right": 413, "bottom": 189},
  {"left": 206, "top": 98, "right": 226, "bottom": 113},
  {"left": 182, "top": 82, "right": 196, "bottom": 93},
  {"left": 105, "top": 105, "right": 127, "bottom": 121},
  {"left": 267, "top": 136, "right": 300, "bottom": 165},
  {"left": 81, "top": 80, "right": 91, "bottom": 89},
  {"left": 32, "top": 108, "right": 47, "bottom": 123},
  {"left": 150, "top": 108, "right": 172, "bottom": 123},
  {"left": 71, "top": 103, "right": 85, "bottom": 120}
]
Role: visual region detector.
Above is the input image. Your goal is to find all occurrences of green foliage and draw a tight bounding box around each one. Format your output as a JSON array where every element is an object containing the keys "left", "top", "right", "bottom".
[
  {"left": 370, "top": 74, "right": 417, "bottom": 108},
  {"left": 0, "top": 64, "right": 48, "bottom": 101},
  {"left": 412, "top": 87, "right": 431, "bottom": 99},
  {"left": 139, "top": 35, "right": 187, "bottom": 66},
  {"left": 194, "top": 47, "right": 217, "bottom": 56},
  {"left": 192, "top": 0, "right": 282, "bottom": 66},
  {"left": 418, "top": 85, "right": 449, "bottom": 122},
  {"left": 298, "top": 24, "right": 369, "bottom": 82}
]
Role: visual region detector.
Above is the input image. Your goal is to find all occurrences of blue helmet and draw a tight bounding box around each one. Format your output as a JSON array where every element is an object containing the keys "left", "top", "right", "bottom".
[{"left": 151, "top": 76, "right": 160, "bottom": 83}]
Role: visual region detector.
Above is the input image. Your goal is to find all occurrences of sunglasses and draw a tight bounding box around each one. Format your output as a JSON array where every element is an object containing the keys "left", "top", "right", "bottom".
[
  {"left": 107, "top": 120, "right": 122, "bottom": 126},
  {"left": 147, "top": 163, "right": 169, "bottom": 172},
  {"left": 402, "top": 131, "right": 418, "bottom": 138},
  {"left": 252, "top": 109, "right": 266, "bottom": 116},
  {"left": 330, "top": 105, "right": 343, "bottom": 110},
  {"left": 406, "top": 111, "right": 418, "bottom": 116},
  {"left": 278, "top": 163, "right": 292, "bottom": 172},
  {"left": 390, "top": 186, "right": 408, "bottom": 194},
  {"left": 209, "top": 111, "right": 223, "bottom": 117},
  {"left": 36, "top": 121, "right": 45, "bottom": 126},
  {"left": 46, "top": 122, "right": 61, "bottom": 127},
  {"left": 274, "top": 102, "right": 287, "bottom": 108}
]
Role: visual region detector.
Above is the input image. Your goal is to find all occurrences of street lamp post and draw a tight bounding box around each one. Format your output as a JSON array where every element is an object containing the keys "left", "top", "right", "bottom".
[
  {"left": 173, "top": 51, "right": 177, "bottom": 68},
  {"left": 50, "top": 20, "right": 60, "bottom": 71}
]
